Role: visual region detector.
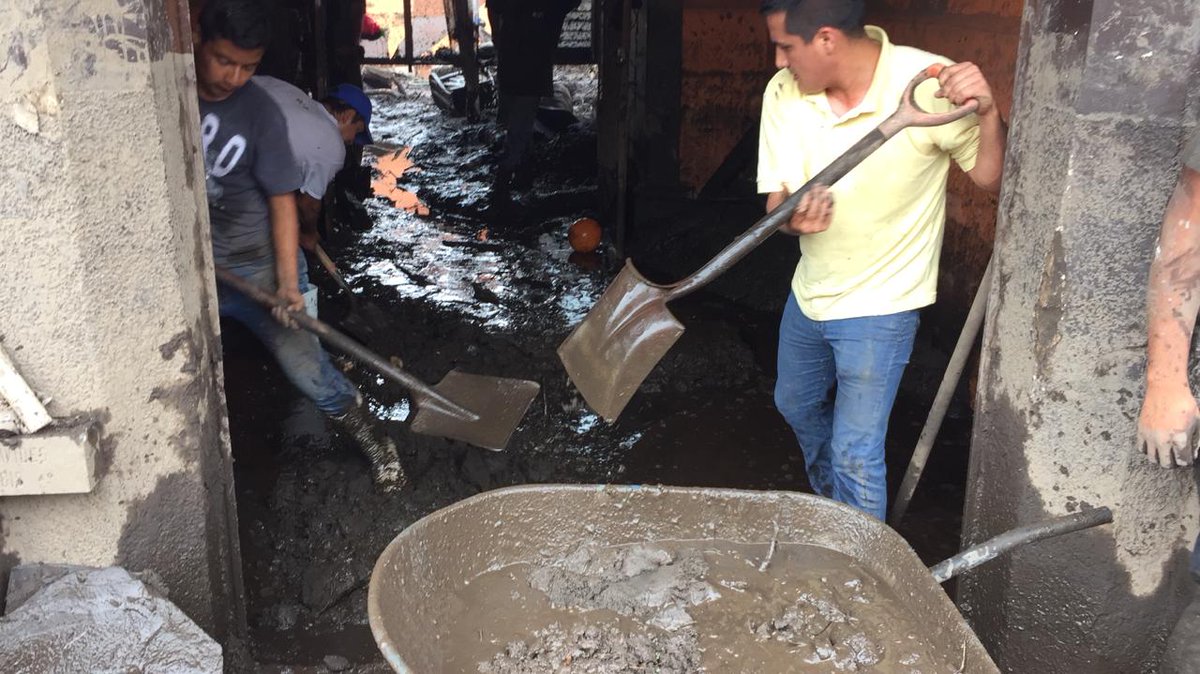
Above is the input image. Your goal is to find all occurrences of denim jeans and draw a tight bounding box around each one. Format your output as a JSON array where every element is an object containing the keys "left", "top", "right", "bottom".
[
  {"left": 217, "top": 255, "right": 359, "bottom": 416},
  {"left": 774, "top": 294, "right": 919, "bottom": 520}
]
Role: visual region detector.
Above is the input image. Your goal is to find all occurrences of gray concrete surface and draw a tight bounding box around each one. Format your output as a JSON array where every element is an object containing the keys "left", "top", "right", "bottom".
[
  {"left": 0, "top": 0, "right": 243, "bottom": 642},
  {"left": 0, "top": 566, "right": 222, "bottom": 673},
  {"left": 962, "top": 1, "right": 1200, "bottom": 671}
]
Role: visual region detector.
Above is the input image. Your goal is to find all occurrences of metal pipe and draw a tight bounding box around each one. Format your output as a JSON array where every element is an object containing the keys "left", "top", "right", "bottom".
[
  {"left": 889, "top": 256, "right": 994, "bottom": 526},
  {"left": 928, "top": 507, "right": 1113, "bottom": 583}
]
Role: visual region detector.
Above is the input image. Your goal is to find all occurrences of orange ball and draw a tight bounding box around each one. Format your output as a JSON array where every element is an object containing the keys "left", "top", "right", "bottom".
[{"left": 568, "top": 217, "right": 602, "bottom": 253}]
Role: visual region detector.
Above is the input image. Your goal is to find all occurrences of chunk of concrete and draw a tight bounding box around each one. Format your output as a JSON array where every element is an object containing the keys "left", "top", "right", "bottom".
[
  {"left": 0, "top": 421, "right": 99, "bottom": 496},
  {"left": 0, "top": 566, "right": 221, "bottom": 673},
  {"left": 5, "top": 563, "right": 167, "bottom": 614}
]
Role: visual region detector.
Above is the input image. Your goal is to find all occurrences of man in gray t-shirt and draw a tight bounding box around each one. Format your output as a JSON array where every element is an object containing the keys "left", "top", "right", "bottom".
[
  {"left": 1137, "top": 129, "right": 1200, "bottom": 670},
  {"left": 196, "top": 0, "right": 405, "bottom": 492}
]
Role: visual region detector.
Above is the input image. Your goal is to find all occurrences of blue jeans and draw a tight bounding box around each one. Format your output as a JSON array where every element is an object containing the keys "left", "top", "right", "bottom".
[
  {"left": 774, "top": 294, "right": 919, "bottom": 520},
  {"left": 217, "top": 255, "right": 359, "bottom": 416}
]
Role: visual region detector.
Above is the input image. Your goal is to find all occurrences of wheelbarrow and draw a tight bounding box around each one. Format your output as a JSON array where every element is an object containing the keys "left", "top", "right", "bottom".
[{"left": 368, "top": 486, "right": 1111, "bottom": 673}]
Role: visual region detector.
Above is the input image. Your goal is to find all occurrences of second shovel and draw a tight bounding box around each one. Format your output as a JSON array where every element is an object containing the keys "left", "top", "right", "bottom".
[{"left": 558, "top": 65, "right": 979, "bottom": 421}]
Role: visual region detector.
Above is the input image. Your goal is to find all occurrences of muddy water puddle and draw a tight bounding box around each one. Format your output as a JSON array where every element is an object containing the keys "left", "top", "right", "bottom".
[{"left": 439, "top": 541, "right": 956, "bottom": 673}]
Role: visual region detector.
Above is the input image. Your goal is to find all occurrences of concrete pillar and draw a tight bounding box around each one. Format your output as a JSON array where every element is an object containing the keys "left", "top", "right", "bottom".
[
  {"left": 962, "top": 1, "right": 1200, "bottom": 671},
  {"left": 0, "top": 0, "right": 243, "bottom": 641}
]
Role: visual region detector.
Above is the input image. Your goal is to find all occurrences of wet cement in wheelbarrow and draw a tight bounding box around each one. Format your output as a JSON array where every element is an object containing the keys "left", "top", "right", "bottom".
[
  {"left": 454, "top": 541, "right": 957, "bottom": 673},
  {"left": 224, "top": 67, "right": 974, "bottom": 669}
]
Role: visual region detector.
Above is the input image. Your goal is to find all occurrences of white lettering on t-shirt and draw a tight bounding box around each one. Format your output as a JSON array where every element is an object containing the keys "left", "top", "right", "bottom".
[{"left": 200, "top": 112, "right": 247, "bottom": 178}]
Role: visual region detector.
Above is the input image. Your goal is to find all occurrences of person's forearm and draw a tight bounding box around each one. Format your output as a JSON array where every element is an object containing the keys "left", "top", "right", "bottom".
[
  {"left": 766, "top": 189, "right": 786, "bottom": 213},
  {"left": 1147, "top": 168, "right": 1200, "bottom": 389},
  {"left": 969, "top": 109, "right": 1007, "bottom": 193},
  {"left": 269, "top": 193, "right": 300, "bottom": 290},
  {"left": 297, "top": 193, "right": 322, "bottom": 237}
]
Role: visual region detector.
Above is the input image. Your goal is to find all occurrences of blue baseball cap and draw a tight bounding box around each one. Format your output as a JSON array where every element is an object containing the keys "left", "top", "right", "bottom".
[{"left": 330, "top": 83, "right": 373, "bottom": 145}]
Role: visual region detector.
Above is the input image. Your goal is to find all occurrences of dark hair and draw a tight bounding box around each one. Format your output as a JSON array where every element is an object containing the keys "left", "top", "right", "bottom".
[
  {"left": 760, "top": 0, "right": 865, "bottom": 42},
  {"left": 198, "top": 0, "right": 272, "bottom": 49},
  {"left": 320, "top": 98, "right": 355, "bottom": 115}
]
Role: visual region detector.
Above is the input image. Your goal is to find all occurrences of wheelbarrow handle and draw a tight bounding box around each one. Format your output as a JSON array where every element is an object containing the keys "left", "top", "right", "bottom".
[
  {"left": 667, "top": 65, "right": 979, "bottom": 301},
  {"left": 928, "top": 507, "right": 1113, "bottom": 583},
  {"left": 213, "top": 266, "right": 480, "bottom": 422}
]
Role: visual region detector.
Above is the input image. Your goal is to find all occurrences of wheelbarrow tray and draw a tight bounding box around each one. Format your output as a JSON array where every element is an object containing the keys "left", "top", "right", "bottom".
[{"left": 368, "top": 485, "right": 998, "bottom": 673}]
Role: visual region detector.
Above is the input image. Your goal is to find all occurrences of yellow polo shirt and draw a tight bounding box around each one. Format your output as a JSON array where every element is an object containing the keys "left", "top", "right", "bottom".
[{"left": 757, "top": 26, "right": 980, "bottom": 321}]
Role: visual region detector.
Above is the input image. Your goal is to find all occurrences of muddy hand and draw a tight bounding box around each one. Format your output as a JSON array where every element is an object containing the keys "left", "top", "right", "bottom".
[
  {"left": 934, "top": 62, "right": 994, "bottom": 117},
  {"left": 1137, "top": 383, "right": 1200, "bottom": 467},
  {"left": 272, "top": 285, "right": 305, "bottom": 329},
  {"left": 783, "top": 185, "right": 834, "bottom": 235}
]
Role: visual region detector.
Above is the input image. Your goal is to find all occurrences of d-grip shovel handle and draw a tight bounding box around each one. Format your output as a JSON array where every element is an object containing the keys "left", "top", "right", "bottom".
[
  {"left": 667, "top": 65, "right": 980, "bottom": 300},
  {"left": 213, "top": 266, "right": 480, "bottom": 422}
]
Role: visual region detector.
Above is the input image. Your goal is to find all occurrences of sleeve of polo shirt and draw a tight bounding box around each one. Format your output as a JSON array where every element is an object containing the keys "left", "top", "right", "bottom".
[
  {"left": 920, "top": 80, "right": 981, "bottom": 174},
  {"left": 300, "top": 142, "right": 346, "bottom": 200},
  {"left": 757, "top": 72, "right": 789, "bottom": 195},
  {"left": 1183, "top": 130, "right": 1200, "bottom": 173}
]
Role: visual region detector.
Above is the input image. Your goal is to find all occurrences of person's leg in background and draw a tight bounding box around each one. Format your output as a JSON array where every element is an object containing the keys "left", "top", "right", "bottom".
[
  {"left": 775, "top": 294, "right": 838, "bottom": 500},
  {"left": 825, "top": 310, "right": 919, "bottom": 520},
  {"left": 217, "top": 258, "right": 407, "bottom": 491},
  {"left": 496, "top": 92, "right": 540, "bottom": 187}
]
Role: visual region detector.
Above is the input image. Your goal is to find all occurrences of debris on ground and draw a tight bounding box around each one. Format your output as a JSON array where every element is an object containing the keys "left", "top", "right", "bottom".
[{"left": 0, "top": 565, "right": 221, "bottom": 673}]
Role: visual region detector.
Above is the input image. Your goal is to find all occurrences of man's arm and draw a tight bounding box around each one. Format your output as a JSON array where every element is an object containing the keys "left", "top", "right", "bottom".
[
  {"left": 269, "top": 192, "right": 305, "bottom": 327},
  {"left": 297, "top": 192, "right": 322, "bottom": 251},
  {"left": 935, "top": 62, "right": 1006, "bottom": 194},
  {"left": 1139, "top": 166, "right": 1200, "bottom": 467}
]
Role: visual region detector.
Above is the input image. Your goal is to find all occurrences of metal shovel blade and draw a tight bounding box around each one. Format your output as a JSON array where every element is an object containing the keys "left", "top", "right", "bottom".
[
  {"left": 557, "top": 261, "right": 684, "bottom": 421},
  {"left": 410, "top": 370, "right": 541, "bottom": 451}
]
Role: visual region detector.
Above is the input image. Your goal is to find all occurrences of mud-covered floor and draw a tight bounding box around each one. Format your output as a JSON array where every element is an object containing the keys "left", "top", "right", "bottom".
[{"left": 221, "top": 66, "right": 972, "bottom": 671}]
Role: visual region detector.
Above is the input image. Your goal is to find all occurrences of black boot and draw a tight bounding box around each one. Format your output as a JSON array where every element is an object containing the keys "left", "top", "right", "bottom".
[{"left": 329, "top": 404, "right": 407, "bottom": 492}]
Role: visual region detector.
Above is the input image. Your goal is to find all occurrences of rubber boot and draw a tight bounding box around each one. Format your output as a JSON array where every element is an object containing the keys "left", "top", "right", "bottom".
[{"left": 329, "top": 404, "right": 407, "bottom": 492}]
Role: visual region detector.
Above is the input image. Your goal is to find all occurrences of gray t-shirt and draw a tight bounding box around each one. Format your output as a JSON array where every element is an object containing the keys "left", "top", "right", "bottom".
[
  {"left": 253, "top": 76, "right": 346, "bottom": 200},
  {"left": 199, "top": 80, "right": 302, "bottom": 265}
]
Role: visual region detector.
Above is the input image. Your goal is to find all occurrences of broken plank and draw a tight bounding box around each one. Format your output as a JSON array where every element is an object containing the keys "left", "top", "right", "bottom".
[{"left": 0, "top": 344, "right": 51, "bottom": 434}]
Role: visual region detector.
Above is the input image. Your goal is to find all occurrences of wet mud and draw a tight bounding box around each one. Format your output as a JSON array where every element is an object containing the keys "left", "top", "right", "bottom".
[
  {"left": 456, "top": 541, "right": 960, "bottom": 673},
  {"left": 223, "top": 66, "right": 973, "bottom": 669}
]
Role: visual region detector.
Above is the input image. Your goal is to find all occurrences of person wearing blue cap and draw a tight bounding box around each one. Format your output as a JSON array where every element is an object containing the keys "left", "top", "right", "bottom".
[{"left": 253, "top": 76, "right": 373, "bottom": 251}]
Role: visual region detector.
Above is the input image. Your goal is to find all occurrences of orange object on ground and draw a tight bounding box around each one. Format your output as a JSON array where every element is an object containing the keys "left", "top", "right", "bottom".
[
  {"left": 372, "top": 147, "right": 429, "bottom": 215},
  {"left": 568, "top": 217, "right": 602, "bottom": 253}
]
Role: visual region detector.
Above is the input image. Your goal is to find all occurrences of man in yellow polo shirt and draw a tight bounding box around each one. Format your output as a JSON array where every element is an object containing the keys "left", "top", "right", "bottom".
[{"left": 758, "top": 0, "right": 1006, "bottom": 519}]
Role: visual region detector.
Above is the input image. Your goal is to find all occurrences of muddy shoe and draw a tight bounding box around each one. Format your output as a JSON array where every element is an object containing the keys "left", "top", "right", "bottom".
[{"left": 329, "top": 405, "right": 408, "bottom": 492}]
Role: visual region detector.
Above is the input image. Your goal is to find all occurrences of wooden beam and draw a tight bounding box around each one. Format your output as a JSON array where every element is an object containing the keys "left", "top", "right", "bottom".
[{"left": 0, "top": 344, "right": 50, "bottom": 434}]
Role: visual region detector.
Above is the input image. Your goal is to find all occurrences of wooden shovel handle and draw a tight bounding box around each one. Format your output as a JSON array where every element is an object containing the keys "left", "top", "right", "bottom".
[
  {"left": 667, "top": 65, "right": 979, "bottom": 301},
  {"left": 214, "top": 265, "right": 478, "bottom": 422}
]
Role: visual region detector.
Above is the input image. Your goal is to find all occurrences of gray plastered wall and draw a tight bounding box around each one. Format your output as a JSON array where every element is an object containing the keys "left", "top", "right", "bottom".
[
  {"left": 962, "top": 0, "right": 1200, "bottom": 671},
  {"left": 0, "top": 0, "right": 242, "bottom": 640}
]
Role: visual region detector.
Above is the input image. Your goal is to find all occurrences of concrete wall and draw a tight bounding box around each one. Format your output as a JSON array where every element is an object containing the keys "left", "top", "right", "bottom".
[
  {"left": 962, "top": 1, "right": 1200, "bottom": 670},
  {"left": 0, "top": 0, "right": 242, "bottom": 641}
]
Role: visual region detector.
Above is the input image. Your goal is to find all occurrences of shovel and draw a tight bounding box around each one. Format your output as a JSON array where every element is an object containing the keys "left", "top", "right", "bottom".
[
  {"left": 558, "top": 65, "right": 979, "bottom": 421},
  {"left": 310, "top": 242, "right": 391, "bottom": 345},
  {"left": 215, "top": 266, "right": 540, "bottom": 451}
]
